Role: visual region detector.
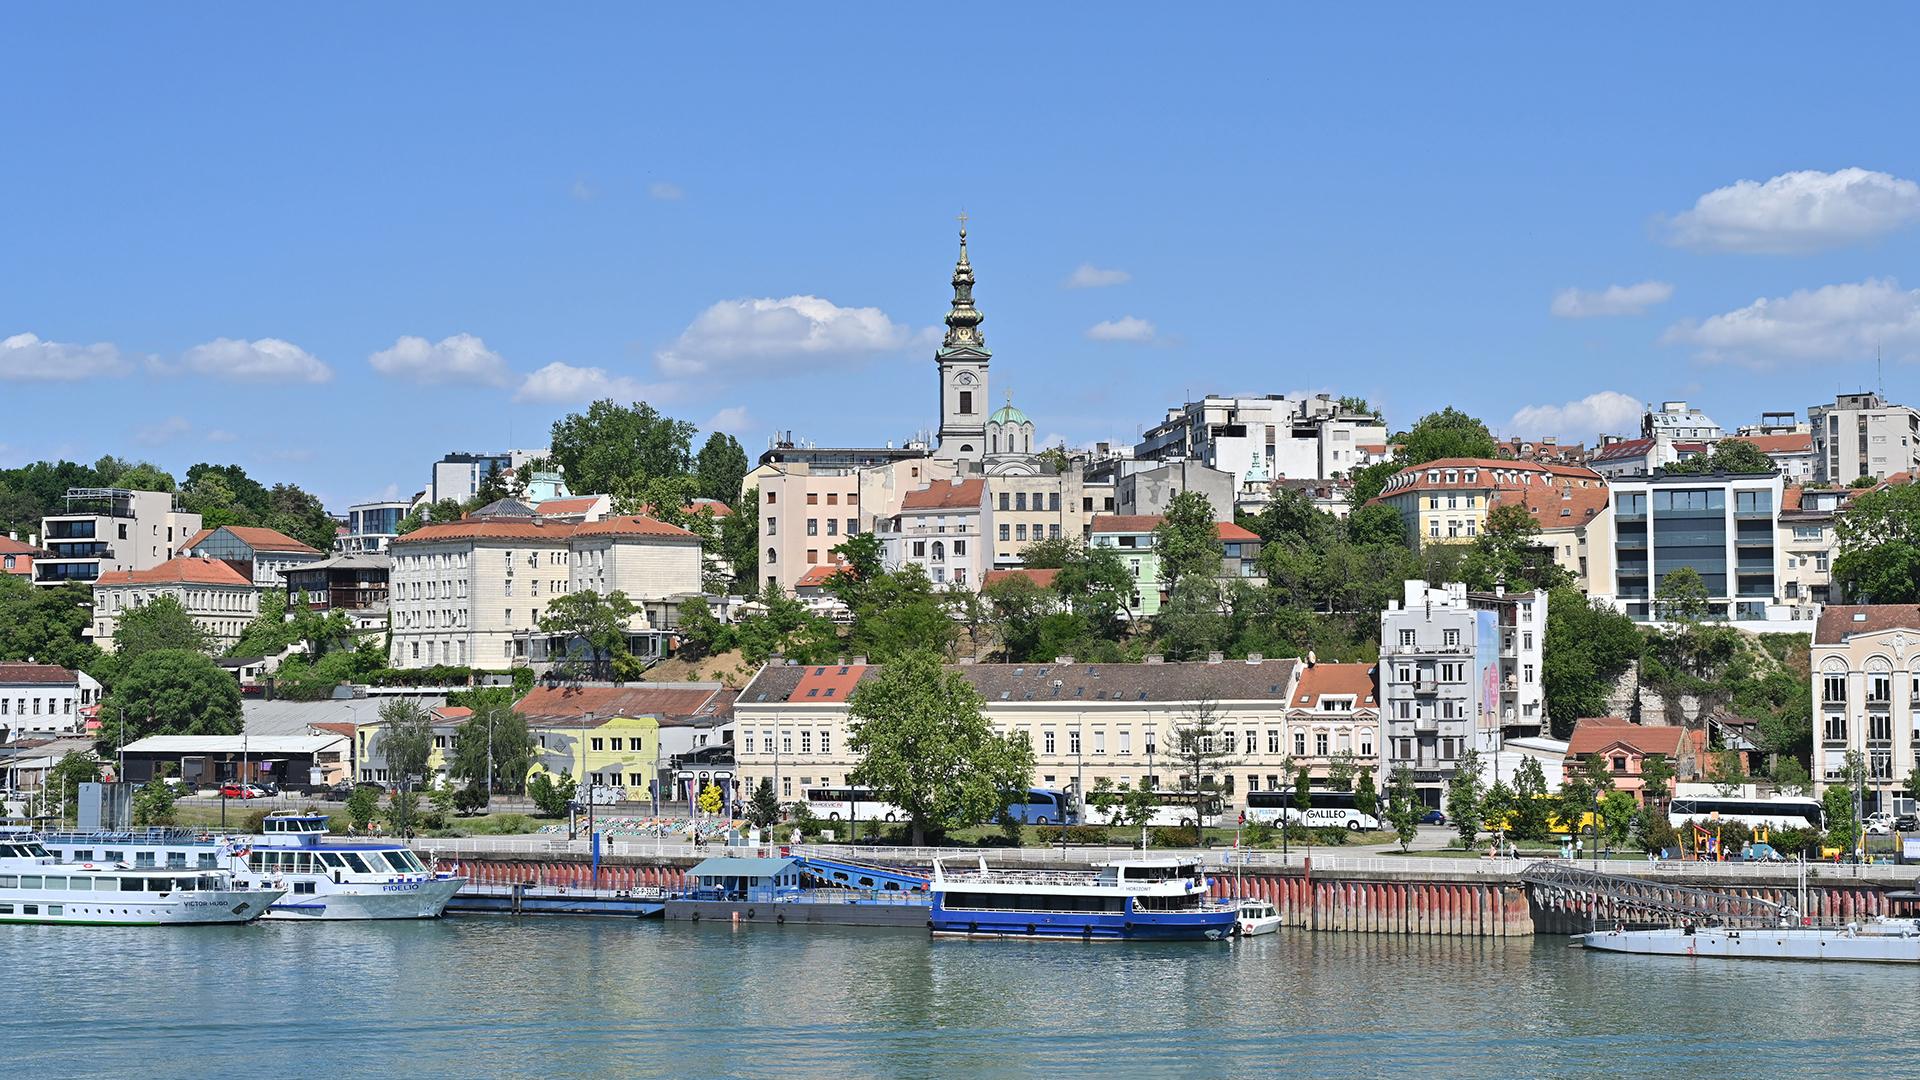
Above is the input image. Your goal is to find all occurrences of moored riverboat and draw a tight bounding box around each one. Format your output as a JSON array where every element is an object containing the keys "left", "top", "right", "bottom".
[
  {"left": 1580, "top": 918, "right": 1920, "bottom": 964},
  {"left": 929, "top": 856, "right": 1235, "bottom": 941},
  {"left": 0, "top": 835, "right": 282, "bottom": 926}
]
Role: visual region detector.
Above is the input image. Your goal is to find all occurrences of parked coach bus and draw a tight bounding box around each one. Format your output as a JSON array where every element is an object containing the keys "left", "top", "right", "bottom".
[{"left": 1243, "top": 789, "right": 1381, "bottom": 831}]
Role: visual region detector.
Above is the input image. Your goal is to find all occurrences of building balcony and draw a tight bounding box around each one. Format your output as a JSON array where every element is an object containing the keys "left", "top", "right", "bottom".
[{"left": 1412, "top": 680, "right": 1439, "bottom": 695}]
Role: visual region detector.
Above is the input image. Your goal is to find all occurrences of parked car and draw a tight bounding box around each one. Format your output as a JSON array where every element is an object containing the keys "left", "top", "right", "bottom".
[
  {"left": 219, "top": 783, "right": 268, "bottom": 800},
  {"left": 1896, "top": 814, "right": 1919, "bottom": 832},
  {"left": 319, "top": 781, "right": 354, "bottom": 801},
  {"left": 1417, "top": 809, "right": 1447, "bottom": 826},
  {"left": 1866, "top": 811, "right": 1895, "bottom": 836}
]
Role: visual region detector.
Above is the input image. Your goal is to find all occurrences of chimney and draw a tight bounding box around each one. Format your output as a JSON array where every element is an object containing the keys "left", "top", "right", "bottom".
[
  {"left": 1054, "top": 655, "right": 1075, "bottom": 665},
  {"left": 1245, "top": 653, "right": 1263, "bottom": 664},
  {"left": 1144, "top": 654, "right": 1164, "bottom": 664},
  {"left": 851, "top": 656, "right": 867, "bottom": 665},
  {"left": 1207, "top": 652, "right": 1224, "bottom": 664}
]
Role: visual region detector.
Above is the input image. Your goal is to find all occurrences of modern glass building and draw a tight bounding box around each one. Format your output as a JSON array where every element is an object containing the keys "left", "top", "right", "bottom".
[{"left": 1610, "top": 472, "right": 1783, "bottom": 621}]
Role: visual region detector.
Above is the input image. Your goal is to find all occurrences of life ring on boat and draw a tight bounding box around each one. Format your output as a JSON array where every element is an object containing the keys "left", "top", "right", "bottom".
[
  {"left": 746, "top": 908, "right": 756, "bottom": 920},
  {"left": 776, "top": 913, "right": 786, "bottom": 925}
]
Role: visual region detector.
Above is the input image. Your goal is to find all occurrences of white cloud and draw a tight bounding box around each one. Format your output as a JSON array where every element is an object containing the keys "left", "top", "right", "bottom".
[
  {"left": 1064, "top": 264, "right": 1130, "bottom": 289},
  {"left": 1662, "top": 277, "right": 1920, "bottom": 368},
  {"left": 1550, "top": 281, "right": 1674, "bottom": 318},
  {"left": 205, "top": 428, "right": 239, "bottom": 444},
  {"left": 1665, "top": 168, "right": 1920, "bottom": 254},
  {"left": 368, "top": 333, "right": 513, "bottom": 387},
  {"left": 1085, "top": 316, "right": 1157, "bottom": 343},
  {"left": 1508, "top": 391, "right": 1644, "bottom": 439},
  {"left": 656, "top": 295, "right": 914, "bottom": 377},
  {"left": 135, "top": 415, "right": 192, "bottom": 446},
  {"left": 705, "top": 406, "right": 755, "bottom": 435},
  {"left": 179, "top": 337, "right": 331, "bottom": 383},
  {"left": 648, "top": 181, "right": 684, "bottom": 201},
  {"left": 0, "top": 332, "right": 128, "bottom": 381},
  {"left": 514, "top": 361, "right": 673, "bottom": 404}
]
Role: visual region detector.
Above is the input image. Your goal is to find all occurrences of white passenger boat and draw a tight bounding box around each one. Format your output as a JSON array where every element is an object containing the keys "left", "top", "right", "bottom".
[
  {"left": 0, "top": 835, "right": 282, "bottom": 926},
  {"left": 39, "top": 813, "right": 465, "bottom": 921},
  {"left": 1580, "top": 919, "right": 1920, "bottom": 964},
  {"left": 929, "top": 856, "right": 1236, "bottom": 941},
  {"left": 1236, "top": 899, "right": 1282, "bottom": 937}
]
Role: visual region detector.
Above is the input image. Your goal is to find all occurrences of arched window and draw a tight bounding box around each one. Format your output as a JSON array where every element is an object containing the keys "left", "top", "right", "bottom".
[
  {"left": 961, "top": 444, "right": 974, "bottom": 453},
  {"left": 766, "top": 547, "right": 777, "bottom": 565},
  {"left": 931, "top": 541, "right": 945, "bottom": 561},
  {"left": 991, "top": 434, "right": 998, "bottom": 453}
]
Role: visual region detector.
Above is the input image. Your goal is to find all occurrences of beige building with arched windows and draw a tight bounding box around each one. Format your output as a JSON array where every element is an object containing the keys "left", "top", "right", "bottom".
[{"left": 1812, "top": 605, "right": 1920, "bottom": 814}]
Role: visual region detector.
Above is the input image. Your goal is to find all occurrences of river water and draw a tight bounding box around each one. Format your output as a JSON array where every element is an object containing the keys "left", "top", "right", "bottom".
[{"left": 4, "top": 917, "right": 1910, "bottom": 1078}]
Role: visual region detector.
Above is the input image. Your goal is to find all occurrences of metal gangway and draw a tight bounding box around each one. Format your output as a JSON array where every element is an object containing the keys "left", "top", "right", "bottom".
[
  {"left": 790, "top": 851, "right": 930, "bottom": 894},
  {"left": 1520, "top": 861, "right": 1790, "bottom": 928}
]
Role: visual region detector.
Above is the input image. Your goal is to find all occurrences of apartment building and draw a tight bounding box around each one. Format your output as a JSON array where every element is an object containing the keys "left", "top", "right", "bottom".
[
  {"left": 1135, "top": 394, "right": 1389, "bottom": 484},
  {"left": 35, "top": 487, "right": 202, "bottom": 586},
  {"left": 1729, "top": 432, "right": 1817, "bottom": 482},
  {"left": 1809, "top": 393, "right": 1920, "bottom": 486},
  {"left": 1113, "top": 460, "right": 1237, "bottom": 520},
  {"left": 1281, "top": 662, "right": 1383, "bottom": 787},
  {"left": 0, "top": 663, "right": 102, "bottom": 737},
  {"left": 179, "top": 524, "right": 325, "bottom": 588},
  {"left": 878, "top": 477, "right": 985, "bottom": 589},
  {"left": 1370, "top": 458, "right": 1612, "bottom": 589},
  {"left": 756, "top": 456, "right": 953, "bottom": 592},
  {"left": 339, "top": 500, "right": 410, "bottom": 554},
  {"left": 1378, "top": 581, "right": 1517, "bottom": 807},
  {"left": 427, "top": 449, "right": 548, "bottom": 504},
  {"left": 387, "top": 514, "right": 700, "bottom": 670},
  {"left": 1811, "top": 605, "right": 1920, "bottom": 812},
  {"left": 983, "top": 471, "right": 1088, "bottom": 568},
  {"left": 1087, "top": 516, "right": 1263, "bottom": 619},
  {"left": 732, "top": 658, "right": 1307, "bottom": 809},
  {"left": 92, "top": 557, "right": 261, "bottom": 653},
  {"left": 1606, "top": 471, "right": 1785, "bottom": 622},
  {"left": 1, "top": 533, "right": 42, "bottom": 579},
  {"left": 1778, "top": 486, "right": 1848, "bottom": 615},
  {"left": 1469, "top": 587, "right": 1549, "bottom": 736}
]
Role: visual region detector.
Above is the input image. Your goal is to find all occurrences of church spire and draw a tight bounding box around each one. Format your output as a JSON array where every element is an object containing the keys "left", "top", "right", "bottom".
[{"left": 942, "top": 211, "right": 985, "bottom": 351}]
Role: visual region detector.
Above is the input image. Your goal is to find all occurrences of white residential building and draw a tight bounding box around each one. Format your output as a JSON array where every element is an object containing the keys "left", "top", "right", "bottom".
[
  {"left": 339, "top": 501, "right": 410, "bottom": 554},
  {"left": 92, "top": 557, "right": 261, "bottom": 653},
  {"left": 1811, "top": 605, "right": 1920, "bottom": 813},
  {"left": 1135, "top": 394, "right": 1388, "bottom": 485},
  {"left": 1808, "top": 393, "right": 1920, "bottom": 486},
  {"left": 427, "top": 449, "right": 548, "bottom": 505},
  {"left": 878, "top": 477, "right": 985, "bottom": 589},
  {"left": 0, "top": 663, "right": 102, "bottom": 737},
  {"left": 35, "top": 487, "right": 202, "bottom": 587}
]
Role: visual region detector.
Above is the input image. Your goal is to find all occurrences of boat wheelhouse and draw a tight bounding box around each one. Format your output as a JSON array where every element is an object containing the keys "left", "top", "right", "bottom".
[
  {"left": 928, "top": 856, "right": 1235, "bottom": 941},
  {"left": 0, "top": 836, "right": 282, "bottom": 926},
  {"left": 37, "top": 813, "right": 464, "bottom": 921}
]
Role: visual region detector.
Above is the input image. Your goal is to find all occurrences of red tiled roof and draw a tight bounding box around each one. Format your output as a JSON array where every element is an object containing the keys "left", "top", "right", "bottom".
[
  {"left": 1592, "top": 438, "right": 1655, "bottom": 462},
  {"left": 535, "top": 496, "right": 603, "bottom": 515},
  {"left": 1215, "top": 522, "right": 1260, "bottom": 542},
  {"left": 1488, "top": 479, "right": 1610, "bottom": 533},
  {"left": 1815, "top": 605, "right": 1920, "bottom": 644},
  {"left": 1730, "top": 433, "right": 1814, "bottom": 454},
  {"left": 96, "top": 557, "right": 253, "bottom": 587},
  {"left": 570, "top": 515, "right": 698, "bottom": 541},
  {"left": 0, "top": 663, "right": 78, "bottom": 685},
  {"left": 0, "top": 536, "right": 44, "bottom": 556},
  {"left": 685, "top": 498, "right": 733, "bottom": 517},
  {"left": 1357, "top": 443, "right": 1389, "bottom": 454},
  {"left": 393, "top": 520, "right": 576, "bottom": 544},
  {"left": 1289, "top": 662, "right": 1377, "bottom": 709},
  {"left": 795, "top": 563, "right": 851, "bottom": 588},
  {"left": 511, "top": 685, "right": 726, "bottom": 725},
  {"left": 982, "top": 568, "right": 1060, "bottom": 589},
  {"left": 1565, "top": 718, "right": 1692, "bottom": 758},
  {"left": 1370, "top": 458, "right": 1608, "bottom": 511},
  {"left": 1089, "top": 514, "right": 1164, "bottom": 533},
  {"left": 308, "top": 721, "right": 356, "bottom": 737},
  {"left": 902, "top": 478, "right": 985, "bottom": 511},
  {"left": 180, "top": 525, "right": 321, "bottom": 555},
  {"left": 791, "top": 663, "right": 867, "bottom": 703},
  {"left": 432, "top": 706, "right": 473, "bottom": 722}
]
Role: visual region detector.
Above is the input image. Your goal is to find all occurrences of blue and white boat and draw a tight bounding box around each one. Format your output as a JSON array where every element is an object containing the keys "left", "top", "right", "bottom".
[
  {"left": 928, "top": 856, "right": 1235, "bottom": 941},
  {"left": 0, "top": 835, "right": 282, "bottom": 926},
  {"left": 39, "top": 813, "right": 465, "bottom": 921}
]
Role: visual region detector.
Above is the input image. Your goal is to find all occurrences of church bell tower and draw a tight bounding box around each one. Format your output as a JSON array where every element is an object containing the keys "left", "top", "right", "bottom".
[{"left": 933, "top": 214, "right": 990, "bottom": 466}]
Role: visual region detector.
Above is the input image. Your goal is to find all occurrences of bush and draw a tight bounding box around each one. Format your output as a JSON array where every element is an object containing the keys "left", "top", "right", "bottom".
[
  {"left": 1313, "top": 827, "right": 1351, "bottom": 846},
  {"left": 1640, "top": 809, "right": 1679, "bottom": 854},
  {"left": 1244, "top": 822, "right": 1276, "bottom": 846},
  {"left": 1150, "top": 826, "right": 1200, "bottom": 848},
  {"left": 1768, "top": 827, "right": 1822, "bottom": 856},
  {"left": 459, "top": 813, "right": 536, "bottom": 836},
  {"left": 452, "top": 784, "right": 490, "bottom": 816}
]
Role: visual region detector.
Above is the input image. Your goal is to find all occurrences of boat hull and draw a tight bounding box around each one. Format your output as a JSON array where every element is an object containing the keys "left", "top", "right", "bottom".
[
  {"left": 1581, "top": 925, "right": 1920, "bottom": 964},
  {"left": 930, "top": 906, "right": 1235, "bottom": 941},
  {"left": 263, "top": 875, "right": 466, "bottom": 920},
  {"left": 0, "top": 888, "right": 282, "bottom": 926}
]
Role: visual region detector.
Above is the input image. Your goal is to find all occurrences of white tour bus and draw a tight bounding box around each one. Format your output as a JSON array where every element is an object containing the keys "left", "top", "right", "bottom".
[
  {"left": 804, "top": 786, "right": 904, "bottom": 822},
  {"left": 1666, "top": 794, "right": 1823, "bottom": 832},
  {"left": 1083, "top": 790, "right": 1224, "bottom": 829},
  {"left": 1244, "top": 789, "right": 1381, "bottom": 831}
]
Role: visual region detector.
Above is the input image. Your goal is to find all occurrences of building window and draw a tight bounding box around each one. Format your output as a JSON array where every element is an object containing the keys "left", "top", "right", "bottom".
[
  {"left": 1267, "top": 729, "right": 1281, "bottom": 754},
  {"left": 959, "top": 390, "right": 973, "bottom": 414},
  {"left": 1315, "top": 732, "right": 1329, "bottom": 756},
  {"left": 1118, "top": 730, "right": 1130, "bottom": 755},
  {"left": 1043, "top": 730, "right": 1057, "bottom": 755},
  {"left": 800, "top": 730, "right": 812, "bottom": 754},
  {"left": 590, "top": 738, "right": 604, "bottom": 751},
  {"left": 807, "top": 519, "right": 818, "bottom": 535},
  {"left": 1000, "top": 524, "right": 1011, "bottom": 542},
  {"left": 1824, "top": 713, "right": 1846, "bottom": 743},
  {"left": 1442, "top": 629, "right": 1459, "bottom": 648},
  {"left": 1294, "top": 731, "right": 1306, "bottom": 756},
  {"left": 1823, "top": 673, "right": 1847, "bottom": 704}
]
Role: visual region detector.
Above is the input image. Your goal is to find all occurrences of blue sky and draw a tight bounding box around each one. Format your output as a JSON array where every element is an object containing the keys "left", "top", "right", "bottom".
[{"left": 6, "top": 6, "right": 1920, "bottom": 509}]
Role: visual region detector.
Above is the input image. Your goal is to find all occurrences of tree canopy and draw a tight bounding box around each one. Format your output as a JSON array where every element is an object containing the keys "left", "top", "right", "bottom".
[
  {"left": 846, "top": 650, "right": 1034, "bottom": 845},
  {"left": 374, "top": 698, "right": 436, "bottom": 786},
  {"left": 1540, "top": 586, "right": 1642, "bottom": 738},
  {"left": 1833, "top": 482, "right": 1920, "bottom": 603},
  {"left": 1662, "top": 439, "right": 1777, "bottom": 476},
  {"left": 97, "top": 649, "right": 242, "bottom": 751},
  {"left": 1349, "top": 407, "right": 1498, "bottom": 503},
  {"left": 548, "top": 399, "right": 697, "bottom": 501},
  {"left": 539, "top": 589, "right": 639, "bottom": 681},
  {"left": 0, "top": 576, "right": 98, "bottom": 671},
  {"left": 113, "top": 595, "right": 212, "bottom": 659},
  {"left": 695, "top": 432, "right": 750, "bottom": 505}
]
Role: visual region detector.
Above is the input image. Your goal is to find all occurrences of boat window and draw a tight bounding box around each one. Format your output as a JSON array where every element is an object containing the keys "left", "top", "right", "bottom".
[
  {"left": 381, "top": 852, "right": 412, "bottom": 873},
  {"left": 319, "top": 852, "right": 347, "bottom": 869},
  {"left": 45, "top": 905, "right": 60, "bottom": 917},
  {"left": 343, "top": 853, "right": 373, "bottom": 874},
  {"left": 201, "top": 876, "right": 220, "bottom": 890},
  {"left": 20, "top": 904, "right": 36, "bottom": 915},
  {"left": 120, "top": 878, "right": 146, "bottom": 892},
  {"left": 0, "top": 904, "right": 10, "bottom": 914},
  {"left": 0, "top": 876, "right": 14, "bottom": 888},
  {"left": 26, "top": 844, "right": 48, "bottom": 858},
  {"left": 18, "top": 876, "right": 41, "bottom": 889},
  {"left": 72, "top": 849, "right": 94, "bottom": 862},
  {"left": 67, "top": 878, "right": 91, "bottom": 892},
  {"left": 40, "top": 876, "right": 64, "bottom": 890}
]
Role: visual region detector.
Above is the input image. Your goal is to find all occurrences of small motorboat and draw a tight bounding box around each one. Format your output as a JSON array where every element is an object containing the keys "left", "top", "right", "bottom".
[{"left": 1236, "top": 899, "right": 1282, "bottom": 937}]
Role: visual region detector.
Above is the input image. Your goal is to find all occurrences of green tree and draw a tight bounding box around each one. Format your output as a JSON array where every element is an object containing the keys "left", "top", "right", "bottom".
[
  {"left": 0, "top": 576, "right": 98, "bottom": 671},
  {"left": 527, "top": 770, "right": 578, "bottom": 817},
  {"left": 42, "top": 750, "right": 103, "bottom": 822},
  {"left": 548, "top": 399, "right": 697, "bottom": 499},
  {"left": 386, "top": 788, "right": 420, "bottom": 837},
  {"left": 1385, "top": 766, "right": 1421, "bottom": 851},
  {"left": 113, "top": 595, "right": 212, "bottom": 658},
  {"left": 747, "top": 778, "right": 781, "bottom": 828},
  {"left": 1445, "top": 748, "right": 1485, "bottom": 848},
  {"left": 1154, "top": 578, "right": 1226, "bottom": 661},
  {"left": 1639, "top": 753, "right": 1675, "bottom": 805},
  {"left": 1541, "top": 586, "right": 1643, "bottom": 738},
  {"left": 1512, "top": 757, "right": 1552, "bottom": 841},
  {"left": 1480, "top": 780, "right": 1517, "bottom": 842},
  {"left": 448, "top": 703, "right": 535, "bottom": 795},
  {"left": 396, "top": 498, "right": 466, "bottom": 536},
  {"left": 1657, "top": 567, "right": 1711, "bottom": 623},
  {"left": 694, "top": 432, "right": 750, "bottom": 505},
  {"left": 1354, "top": 770, "right": 1379, "bottom": 820},
  {"left": 1293, "top": 765, "right": 1314, "bottom": 828},
  {"left": 1153, "top": 490, "right": 1221, "bottom": 592},
  {"left": 1324, "top": 751, "right": 1358, "bottom": 792},
  {"left": 1461, "top": 503, "right": 1573, "bottom": 594},
  {"left": 732, "top": 583, "right": 840, "bottom": 665},
  {"left": 1823, "top": 783, "right": 1861, "bottom": 854},
  {"left": 1833, "top": 483, "right": 1920, "bottom": 603},
  {"left": 1598, "top": 789, "right": 1638, "bottom": 851},
  {"left": 1345, "top": 502, "right": 1407, "bottom": 547},
  {"left": 843, "top": 565, "right": 958, "bottom": 664},
  {"left": 1169, "top": 697, "right": 1240, "bottom": 825},
  {"left": 373, "top": 698, "right": 435, "bottom": 788},
  {"left": 845, "top": 650, "right": 1034, "bottom": 846},
  {"left": 345, "top": 785, "right": 380, "bottom": 830},
  {"left": 1349, "top": 407, "right": 1498, "bottom": 504},
  {"left": 717, "top": 489, "right": 760, "bottom": 591},
  {"left": 1707, "top": 749, "right": 1750, "bottom": 795},
  {"left": 540, "top": 589, "right": 640, "bottom": 681},
  {"left": 1663, "top": 439, "right": 1777, "bottom": 476},
  {"left": 97, "top": 649, "right": 242, "bottom": 751},
  {"left": 131, "top": 776, "right": 180, "bottom": 826},
  {"left": 673, "top": 597, "right": 734, "bottom": 661}
]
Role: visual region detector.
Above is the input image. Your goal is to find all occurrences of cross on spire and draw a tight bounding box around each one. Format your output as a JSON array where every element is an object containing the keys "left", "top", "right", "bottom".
[{"left": 956, "top": 209, "right": 969, "bottom": 235}]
